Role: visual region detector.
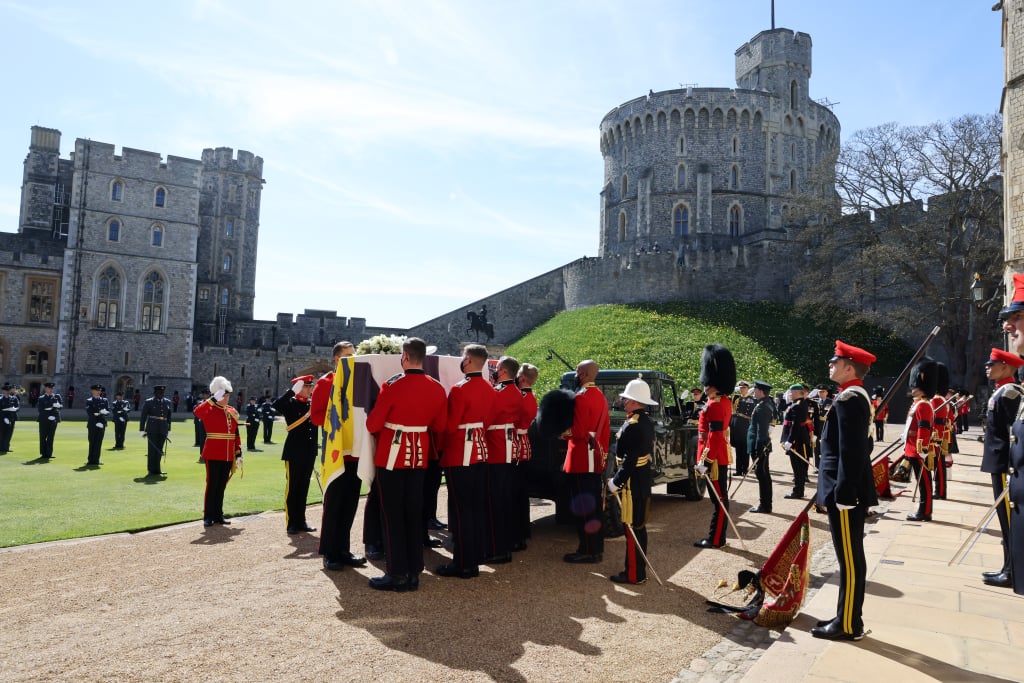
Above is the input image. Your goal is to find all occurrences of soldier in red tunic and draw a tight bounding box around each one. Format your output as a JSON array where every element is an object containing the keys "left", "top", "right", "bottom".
[
  {"left": 904, "top": 358, "right": 937, "bottom": 522},
  {"left": 511, "top": 363, "right": 539, "bottom": 551},
  {"left": 436, "top": 344, "right": 494, "bottom": 579},
  {"left": 194, "top": 376, "right": 242, "bottom": 527},
  {"left": 562, "top": 360, "right": 611, "bottom": 563},
  {"left": 483, "top": 355, "right": 523, "bottom": 564},
  {"left": 930, "top": 363, "right": 952, "bottom": 500},
  {"left": 694, "top": 344, "right": 736, "bottom": 549},
  {"left": 365, "top": 338, "right": 448, "bottom": 592}
]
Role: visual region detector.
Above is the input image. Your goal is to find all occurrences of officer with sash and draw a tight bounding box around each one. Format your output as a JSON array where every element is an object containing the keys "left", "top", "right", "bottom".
[
  {"left": 139, "top": 385, "right": 173, "bottom": 476},
  {"left": 274, "top": 374, "right": 318, "bottom": 535},
  {"left": 0, "top": 383, "right": 20, "bottom": 454},
  {"left": 37, "top": 382, "right": 62, "bottom": 459},
  {"left": 904, "top": 359, "right": 937, "bottom": 522},
  {"left": 194, "top": 377, "right": 242, "bottom": 527},
  {"left": 84, "top": 384, "right": 110, "bottom": 466}
]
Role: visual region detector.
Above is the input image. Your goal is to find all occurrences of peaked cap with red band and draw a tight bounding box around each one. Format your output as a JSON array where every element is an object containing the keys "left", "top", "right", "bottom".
[
  {"left": 987, "top": 348, "right": 1024, "bottom": 368},
  {"left": 291, "top": 374, "right": 315, "bottom": 384},
  {"left": 999, "top": 273, "right": 1024, "bottom": 320},
  {"left": 829, "top": 339, "right": 876, "bottom": 366}
]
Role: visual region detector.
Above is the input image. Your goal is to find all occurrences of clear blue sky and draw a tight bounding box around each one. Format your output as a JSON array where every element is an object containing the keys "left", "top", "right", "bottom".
[{"left": 0, "top": 0, "right": 1003, "bottom": 328}]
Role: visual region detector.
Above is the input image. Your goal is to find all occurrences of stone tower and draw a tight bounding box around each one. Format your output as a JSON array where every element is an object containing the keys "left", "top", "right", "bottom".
[
  {"left": 19, "top": 126, "right": 73, "bottom": 239},
  {"left": 999, "top": 1, "right": 1024, "bottom": 292}
]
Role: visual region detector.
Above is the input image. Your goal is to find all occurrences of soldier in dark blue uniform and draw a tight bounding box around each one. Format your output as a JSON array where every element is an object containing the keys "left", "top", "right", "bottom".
[
  {"left": 139, "top": 385, "right": 173, "bottom": 476},
  {"left": 811, "top": 384, "right": 833, "bottom": 468},
  {"left": 780, "top": 384, "right": 814, "bottom": 499},
  {"left": 193, "top": 389, "right": 210, "bottom": 452},
  {"left": 274, "top": 375, "right": 318, "bottom": 534},
  {"left": 260, "top": 395, "right": 276, "bottom": 444},
  {"left": 0, "top": 383, "right": 20, "bottom": 454},
  {"left": 84, "top": 384, "right": 110, "bottom": 466},
  {"left": 747, "top": 380, "right": 775, "bottom": 513},
  {"left": 36, "top": 382, "right": 62, "bottom": 459},
  {"left": 245, "top": 397, "right": 262, "bottom": 452},
  {"left": 110, "top": 392, "right": 131, "bottom": 450},
  {"left": 998, "top": 273, "right": 1024, "bottom": 595}
]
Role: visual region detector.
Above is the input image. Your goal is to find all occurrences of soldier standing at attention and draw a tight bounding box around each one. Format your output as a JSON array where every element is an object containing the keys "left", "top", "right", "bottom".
[
  {"left": 562, "top": 360, "right": 611, "bottom": 563},
  {"left": 260, "top": 395, "right": 276, "bottom": 444},
  {"left": 139, "top": 385, "right": 173, "bottom": 477},
  {"left": 979, "top": 348, "right": 1024, "bottom": 588},
  {"left": 37, "top": 382, "right": 62, "bottom": 460},
  {"left": 483, "top": 355, "right": 523, "bottom": 564},
  {"left": 84, "top": 384, "right": 110, "bottom": 466},
  {"left": 512, "top": 363, "right": 539, "bottom": 551},
  {"left": 730, "top": 380, "right": 755, "bottom": 475},
  {"left": 194, "top": 377, "right": 242, "bottom": 527},
  {"left": 694, "top": 344, "right": 736, "bottom": 549},
  {"left": 904, "top": 359, "right": 937, "bottom": 522},
  {"left": 0, "top": 383, "right": 21, "bottom": 454},
  {"left": 110, "top": 391, "right": 130, "bottom": 450},
  {"left": 747, "top": 380, "right": 775, "bottom": 514},
  {"left": 810, "top": 340, "right": 878, "bottom": 642},
  {"left": 999, "top": 273, "right": 1024, "bottom": 595},
  {"left": 244, "top": 397, "right": 262, "bottom": 452},
  {"left": 365, "top": 338, "right": 448, "bottom": 592},
  {"left": 193, "top": 389, "right": 210, "bottom": 453},
  {"left": 606, "top": 377, "right": 657, "bottom": 584},
  {"left": 780, "top": 383, "right": 815, "bottom": 500},
  {"left": 274, "top": 374, "right": 318, "bottom": 535},
  {"left": 930, "top": 363, "right": 953, "bottom": 501},
  {"left": 870, "top": 386, "right": 888, "bottom": 442},
  {"left": 811, "top": 384, "right": 833, "bottom": 468}
]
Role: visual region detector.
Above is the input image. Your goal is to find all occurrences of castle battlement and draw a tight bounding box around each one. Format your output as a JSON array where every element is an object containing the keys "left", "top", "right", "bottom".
[{"left": 201, "top": 147, "right": 264, "bottom": 176}]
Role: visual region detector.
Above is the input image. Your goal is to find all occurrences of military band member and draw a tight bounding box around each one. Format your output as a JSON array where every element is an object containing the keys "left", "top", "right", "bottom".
[
  {"left": 194, "top": 377, "right": 242, "bottom": 527},
  {"left": 979, "top": 348, "right": 1024, "bottom": 587},
  {"left": 37, "top": 382, "right": 62, "bottom": 460},
  {"left": 931, "top": 363, "right": 953, "bottom": 500},
  {"left": 780, "top": 383, "right": 814, "bottom": 499},
  {"left": 274, "top": 375, "right": 318, "bottom": 535},
  {"left": 139, "top": 385, "right": 173, "bottom": 476},
  {"left": 562, "top": 359, "right": 611, "bottom": 563},
  {"left": 810, "top": 340, "right": 877, "bottom": 641},
  {"left": 904, "top": 358, "right": 937, "bottom": 522},
  {"left": 512, "top": 363, "right": 539, "bottom": 550},
  {"left": 694, "top": 344, "right": 736, "bottom": 549},
  {"left": 436, "top": 344, "right": 494, "bottom": 579},
  {"left": 731, "top": 381, "right": 755, "bottom": 475},
  {"left": 0, "top": 383, "right": 20, "bottom": 455},
  {"left": 607, "top": 378, "right": 657, "bottom": 584},
  {"left": 260, "top": 395, "right": 276, "bottom": 444},
  {"left": 109, "top": 392, "right": 130, "bottom": 450},
  {"left": 1000, "top": 274, "right": 1024, "bottom": 594},
  {"left": 365, "top": 338, "right": 448, "bottom": 592},
  {"left": 483, "top": 355, "right": 523, "bottom": 564},
  {"left": 747, "top": 380, "right": 775, "bottom": 514},
  {"left": 244, "top": 397, "right": 261, "bottom": 452},
  {"left": 84, "top": 384, "right": 110, "bottom": 466}
]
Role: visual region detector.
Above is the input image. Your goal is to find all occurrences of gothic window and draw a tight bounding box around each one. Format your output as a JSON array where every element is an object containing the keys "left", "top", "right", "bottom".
[
  {"left": 730, "top": 165, "right": 740, "bottom": 190},
  {"left": 97, "top": 267, "right": 121, "bottom": 329},
  {"left": 622, "top": 147, "right": 628, "bottom": 165},
  {"left": 155, "top": 187, "right": 166, "bottom": 208},
  {"left": 673, "top": 206, "right": 689, "bottom": 236},
  {"left": 790, "top": 170, "right": 797, "bottom": 192},
  {"left": 108, "top": 219, "right": 120, "bottom": 242},
  {"left": 791, "top": 142, "right": 796, "bottom": 161},
  {"left": 220, "top": 287, "right": 229, "bottom": 306},
  {"left": 679, "top": 137, "right": 686, "bottom": 154},
  {"left": 151, "top": 224, "right": 163, "bottom": 247},
  {"left": 621, "top": 174, "right": 628, "bottom": 198},
  {"left": 248, "top": 189, "right": 258, "bottom": 208},
  {"left": 25, "top": 349, "right": 49, "bottom": 375},
  {"left": 111, "top": 180, "right": 123, "bottom": 202},
  {"left": 729, "top": 205, "right": 742, "bottom": 237},
  {"left": 223, "top": 253, "right": 232, "bottom": 273},
  {"left": 676, "top": 165, "right": 686, "bottom": 188},
  {"left": 27, "top": 278, "right": 56, "bottom": 324},
  {"left": 226, "top": 218, "right": 234, "bottom": 237},
  {"left": 732, "top": 136, "right": 739, "bottom": 155},
  {"left": 141, "top": 271, "right": 164, "bottom": 332},
  {"left": 618, "top": 213, "right": 626, "bottom": 242},
  {"left": 790, "top": 81, "right": 798, "bottom": 109}
]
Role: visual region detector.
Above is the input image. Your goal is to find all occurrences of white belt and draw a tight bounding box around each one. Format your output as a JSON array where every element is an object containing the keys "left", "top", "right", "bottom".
[
  {"left": 458, "top": 421, "right": 486, "bottom": 466},
  {"left": 516, "top": 428, "right": 528, "bottom": 435},
  {"left": 384, "top": 422, "right": 429, "bottom": 470},
  {"left": 588, "top": 431, "right": 598, "bottom": 472},
  {"left": 488, "top": 423, "right": 515, "bottom": 463}
]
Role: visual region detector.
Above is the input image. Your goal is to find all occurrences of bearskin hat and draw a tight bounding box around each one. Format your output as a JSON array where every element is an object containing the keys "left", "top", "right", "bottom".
[
  {"left": 871, "top": 385, "right": 886, "bottom": 400},
  {"left": 700, "top": 344, "right": 737, "bottom": 395},
  {"left": 209, "top": 376, "right": 233, "bottom": 395},
  {"left": 536, "top": 388, "right": 576, "bottom": 439},
  {"left": 908, "top": 357, "right": 938, "bottom": 396},
  {"left": 934, "top": 362, "right": 950, "bottom": 397}
]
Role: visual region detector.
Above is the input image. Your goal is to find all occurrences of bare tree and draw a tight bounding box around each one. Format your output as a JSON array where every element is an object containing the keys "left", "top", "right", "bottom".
[{"left": 792, "top": 114, "right": 1003, "bottom": 392}]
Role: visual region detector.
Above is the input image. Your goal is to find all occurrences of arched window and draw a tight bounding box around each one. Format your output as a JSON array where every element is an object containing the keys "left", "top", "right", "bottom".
[
  {"left": 791, "top": 142, "right": 796, "bottom": 161},
  {"left": 676, "top": 165, "right": 686, "bottom": 188},
  {"left": 679, "top": 137, "right": 686, "bottom": 154},
  {"left": 729, "top": 205, "right": 741, "bottom": 237},
  {"left": 732, "top": 136, "right": 738, "bottom": 155},
  {"left": 790, "top": 81, "right": 798, "bottom": 109},
  {"left": 622, "top": 146, "right": 628, "bottom": 165},
  {"left": 226, "top": 218, "right": 234, "bottom": 237},
  {"left": 111, "top": 180, "right": 123, "bottom": 202},
  {"left": 621, "top": 174, "right": 628, "bottom": 197},
  {"left": 25, "top": 349, "right": 49, "bottom": 374},
  {"left": 730, "top": 165, "right": 740, "bottom": 190},
  {"left": 107, "top": 219, "right": 120, "bottom": 242},
  {"left": 154, "top": 187, "right": 166, "bottom": 208},
  {"left": 151, "top": 224, "right": 163, "bottom": 247},
  {"left": 141, "top": 271, "right": 164, "bottom": 332},
  {"left": 223, "top": 253, "right": 232, "bottom": 273},
  {"left": 220, "top": 287, "right": 230, "bottom": 306},
  {"left": 673, "top": 206, "right": 689, "bottom": 236},
  {"left": 618, "top": 213, "right": 626, "bottom": 242},
  {"left": 97, "top": 266, "right": 121, "bottom": 329}
]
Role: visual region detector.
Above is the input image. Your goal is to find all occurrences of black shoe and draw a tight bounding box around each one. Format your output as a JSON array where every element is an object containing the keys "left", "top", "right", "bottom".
[
  {"left": 749, "top": 506, "right": 772, "bottom": 514},
  {"left": 365, "top": 544, "right": 385, "bottom": 560},
  {"left": 983, "top": 570, "right": 1012, "bottom": 587},
  {"left": 484, "top": 553, "right": 513, "bottom": 564},
  {"left": 906, "top": 513, "right": 932, "bottom": 522},
  {"left": 609, "top": 572, "right": 647, "bottom": 585},
  {"left": 814, "top": 505, "right": 827, "bottom": 514},
  {"left": 815, "top": 617, "right": 838, "bottom": 628},
  {"left": 214, "top": 518, "right": 231, "bottom": 525},
  {"left": 436, "top": 563, "right": 479, "bottom": 579},
  {"left": 693, "top": 539, "right": 725, "bottom": 549},
  {"left": 810, "top": 620, "right": 864, "bottom": 641},
  {"left": 323, "top": 558, "right": 345, "bottom": 571},
  {"left": 427, "top": 518, "right": 448, "bottom": 530},
  {"left": 368, "top": 574, "right": 413, "bottom": 592},
  {"left": 287, "top": 525, "right": 316, "bottom": 534},
  {"left": 203, "top": 519, "right": 214, "bottom": 528},
  {"left": 983, "top": 568, "right": 1009, "bottom": 579},
  {"left": 734, "top": 470, "right": 747, "bottom": 476},
  {"left": 784, "top": 492, "right": 804, "bottom": 499},
  {"left": 563, "top": 552, "right": 602, "bottom": 564},
  {"left": 423, "top": 537, "right": 444, "bottom": 548},
  {"left": 407, "top": 573, "right": 420, "bottom": 591}
]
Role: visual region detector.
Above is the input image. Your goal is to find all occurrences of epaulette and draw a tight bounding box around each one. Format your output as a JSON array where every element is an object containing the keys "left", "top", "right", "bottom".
[
  {"left": 454, "top": 377, "right": 470, "bottom": 388},
  {"left": 627, "top": 413, "right": 640, "bottom": 425},
  {"left": 384, "top": 373, "right": 403, "bottom": 385},
  {"left": 997, "top": 382, "right": 1022, "bottom": 401},
  {"left": 837, "top": 385, "right": 870, "bottom": 403}
]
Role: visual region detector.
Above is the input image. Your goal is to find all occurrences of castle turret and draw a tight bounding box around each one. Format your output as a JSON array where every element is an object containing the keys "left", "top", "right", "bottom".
[
  {"left": 19, "top": 126, "right": 72, "bottom": 240},
  {"left": 735, "top": 29, "right": 812, "bottom": 111}
]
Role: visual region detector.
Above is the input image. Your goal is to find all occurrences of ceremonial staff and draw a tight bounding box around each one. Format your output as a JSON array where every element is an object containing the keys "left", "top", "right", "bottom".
[
  {"left": 698, "top": 468, "right": 749, "bottom": 550},
  {"left": 609, "top": 489, "right": 663, "bottom": 586},
  {"left": 729, "top": 451, "right": 762, "bottom": 497},
  {"left": 874, "top": 326, "right": 941, "bottom": 417},
  {"left": 871, "top": 392, "right": 969, "bottom": 468}
]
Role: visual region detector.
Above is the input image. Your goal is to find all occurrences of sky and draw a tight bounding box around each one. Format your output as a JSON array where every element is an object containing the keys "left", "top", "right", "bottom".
[{"left": 0, "top": 0, "right": 1005, "bottom": 329}]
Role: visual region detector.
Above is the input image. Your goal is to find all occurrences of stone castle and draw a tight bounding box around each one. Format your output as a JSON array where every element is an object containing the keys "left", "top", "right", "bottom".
[{"left": 0, "top": 27, "right": 837, "bottom": 398}]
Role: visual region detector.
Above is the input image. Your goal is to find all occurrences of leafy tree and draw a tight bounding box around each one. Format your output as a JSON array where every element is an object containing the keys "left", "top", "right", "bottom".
[{"left": 792, "top": 114, "right": 1004, "bottom": 393}]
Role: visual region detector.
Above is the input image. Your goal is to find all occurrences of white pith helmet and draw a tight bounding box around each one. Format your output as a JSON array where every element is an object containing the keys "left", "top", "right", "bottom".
[{"left": 619, "top": 378, "right": 658, "bottom": 406}]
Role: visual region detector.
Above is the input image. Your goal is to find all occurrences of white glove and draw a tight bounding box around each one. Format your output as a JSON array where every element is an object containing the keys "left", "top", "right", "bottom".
[
  {"left": 47, "top": 415, "right": 56, "bottom": 421},
  {"left": 2, "top": 418, "right": 9, "bottom": 425},
  {"left": 95, "top": 423, "right": 105, "bottom": 429},
  {"left": 140, "top": 431, "right": 146, "bottom": 435},
  {"left": 99, "top": 409, "right": 110, "bottom": 415},
  {"left": 783, "top": 441, "right": 793, "bottom": 451},
  {"left": 810, "top": 435, "right": 817, "bottom": 447},
  {"left": 213, "top": 390, "right": 225, "bottom": 401},
  {"left": 696, "top": 461, "right": 708, "bottom": 475},
  {"left": 2, "top": 406, "right": 16, "bottom": 411},
  {"left": 606, "top": 478, "right": 620, "bottom": 493},
  {"left": 53, "top": 403, "right": 62, "bottom": 409},
  {"left": 291, "top": 379, "right": 304, "bottom": 394},
  {"left": 836, "top": 503, "right": 855, "bottom": 510},
  {"left": 118, "top": 418, "right": 125, "bottom": 423}
]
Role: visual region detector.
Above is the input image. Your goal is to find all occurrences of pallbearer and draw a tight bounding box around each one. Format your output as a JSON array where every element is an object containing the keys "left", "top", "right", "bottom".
[
  {"left": 904, "top": 358, "right": 937, "bottom": 522},
  {"left": 693, "top": 344, "right": 735, "bottom": 549},
  {"left": 930, "top": 363, "right": 952, "bottom": 500},
  {"left": 810, "top": 340, "right": 877, "bottom": 641}
]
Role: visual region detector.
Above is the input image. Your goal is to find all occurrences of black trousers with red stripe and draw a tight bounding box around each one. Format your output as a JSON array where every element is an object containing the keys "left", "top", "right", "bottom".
[
  {"left": 706, "top": 466, "right": 730, "bottom": 546},
  {"left": 622, "top": 487, "right": 650, "bottom": 583},
  {"left": 908, "top": 457, "right": 933, "bottom": 517}
]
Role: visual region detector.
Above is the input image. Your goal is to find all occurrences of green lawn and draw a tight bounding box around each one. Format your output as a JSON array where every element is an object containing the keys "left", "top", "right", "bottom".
[{"left": 0, "top": 419, "right": 323, "bottom": 547}]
